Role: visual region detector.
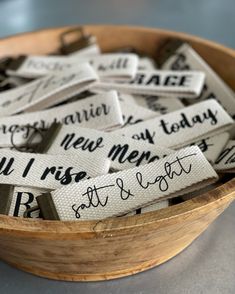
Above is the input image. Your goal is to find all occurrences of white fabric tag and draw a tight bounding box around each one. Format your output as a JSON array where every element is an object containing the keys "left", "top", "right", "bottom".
[
  {"left": 0, "top": 150, "right": 110, "bottom": 189},
  {"left": 161, "top": 42, "right": 235, "bottom": 118},
  {"left": 8, "top": 186, "right": 47, "bottom": 217},
  {"left": 93, "top": 91, "right": 137, "bottom": 105},
  {"left": 0, "top": 63, "right": 98, "bottom": 116},
  {"left": 69, "top": 44, "right": 101, "bottom": 57},
  {"left": 113, "top": 99, "right": 233, "bottom": 148},
  {"left": 134, "top": 95, "right": 184, "bottom": 114},
  {"left": 88, "top": 53, "right": 139, "bottom": 81},
  {"left": 188, "top": 132, "right": 229, "bottom": 163},
  {"left": 7, "top": 53, "right": 138, "bottom": 81},
  {"left": 9, "top": 186, "right": 169, "bottom": 219},
  {"left": 120, "top": 100, "right": 159, "bottom": 127},
  {"left": 7, "top": 56, "right": 73, "bottom": 79},
  {"left": 123, "top": 200, "right": 169, "bottom": 216},
  {"left": 46, "top": 125, "right": 173, "bottom": 171},
  {"left": 214, "top": 140, "right": 235, "bottom": 172},
  {"left": 94, "top": 70, "right": 205, "bottom": 98},
  {"left": 118, "top": 93, "right": 136, "bottom": 104},
  {"left": 43, "top": 146, "right": 218, "bottom": 220},
  {"left": 138, "top": 57, "right": 157, "bottom": 70},
  {"left": 0, "top": 90, "right": 123, "bottom": 147}
]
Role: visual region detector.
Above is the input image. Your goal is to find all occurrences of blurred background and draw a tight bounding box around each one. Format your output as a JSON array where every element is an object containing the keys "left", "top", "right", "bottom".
[{"left": 0, "top": 0, "right": 234, "bottom": 48}]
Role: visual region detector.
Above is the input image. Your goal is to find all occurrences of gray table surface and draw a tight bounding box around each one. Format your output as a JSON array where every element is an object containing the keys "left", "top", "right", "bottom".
[{"left": 0, "top": 0, "right": 234, "bottom": 293}]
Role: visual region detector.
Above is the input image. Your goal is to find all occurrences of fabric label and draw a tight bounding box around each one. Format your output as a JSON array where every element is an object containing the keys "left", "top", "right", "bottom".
[
  {"left": 8, "top": 53, "right": 138, "bottom": 81},
  {"left": 113, "top": 99, "right": 233, "bottom": 148},
  {"left": 0, "top": 90, "right": 123, "bottom": 147},
  {"left": 118, "top": 93, "right": 136, "bottom": 104},
  {"left": 0, "top": 150, "right": 110, "bottom": 189},
  {"left": 119, "top": 100, "right": 159, "bottom": 127},
  {"left": 188, "top": 132, "right": 229, "bottom": 163},
  {"left": 161, "top": 43, "right": 235, "bottom": 119},
  {"left": 138, "top": 57, "right": 157, "bottom": 71},
  {"left": 46, "top": 146, "right": 218, "bottom": 220},
  {"left": 214, "top": 140, "right": 235, "bottom": 172},
  {"left": 69, "top": 44, "right": 101, "bottom": 57},
  {"left": 0, "top": 63, "right": 98, "bottom": 116},
  {"left": 134, "top": 95, "right": 184, "bottom": 114},
  {"left": 95, "top": 70, "right": 205, "bottom": 98},
  {"left": 46, "top": 125, "right": 173, "bottom": 171},
  {"left": 8, "top": 186, "right": 46, "bottom": 218}
]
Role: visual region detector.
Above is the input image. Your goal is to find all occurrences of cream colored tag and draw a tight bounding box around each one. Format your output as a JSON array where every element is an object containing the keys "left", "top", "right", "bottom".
[
  {"left": 119, "top": 100, "right": 159, "bottom": 127},
  {"left": 138, "top": 57, "right": 157, "bottom": 70},
  {"left": 7, "top": 53, "right": 138, "bottom": 81},
  {"left": 95, "top": 70, "right": 205, "bottom": 98},
  {"left": 188, "top": 132, "right": 229, "bottom": 163},
  {"left": 118, "top": 93, "right": 136, "bottom": 104},
  {"left": 161, "top": 43, "right": 235, "bottom": 119},
  {"left": 214, "top": 140, "right": 235, "bottom": 172},
  {"left": 69, "top": 44, "right": 101, "bottom": 57},
  {"left": 113, "top": 100, "right": 233, "bottom": 148},
  {"left": 88, "top": 53, "right": 139, "bottom": 81},
  {"left": 8, "top": 186, "right": 47, "bottom": 217},
  {"left": 0, "top": 63, "right": 98, "bottom": 116},
  {"left": 9, "top": 189, "right": 169, "bottom": 218},
  {"left": 46, "top": 125, "right": 173, "bottom": 171},
  {"left": 134, "top": 95, "right": 184, "bottom": 114},
  {"left": 0, "top": 90, "right": 123, "bottom": 147},
  {"left": 0, "top": 150, "right": 110, "bottom": 189},
  {"left": 44, "top": 146, "right": 218, "bottom": 220}
]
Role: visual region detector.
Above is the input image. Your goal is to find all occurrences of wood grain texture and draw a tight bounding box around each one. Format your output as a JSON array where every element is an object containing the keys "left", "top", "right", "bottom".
[{"left": 0, "top": 25, "right": 234, "bottom": 281}]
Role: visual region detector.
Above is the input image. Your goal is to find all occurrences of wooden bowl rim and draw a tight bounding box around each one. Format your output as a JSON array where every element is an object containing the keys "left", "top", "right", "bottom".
[
  {"left": 1, "top": 24, "right": 235, "bottom": 58},
  {"left": 0, "top": 25, "right": 234, "bottom": 235}
]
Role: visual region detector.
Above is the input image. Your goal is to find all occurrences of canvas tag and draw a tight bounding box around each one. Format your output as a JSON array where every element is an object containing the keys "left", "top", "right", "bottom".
[
  {"left": 118, "top": 93, "right": 136, "bottom": 104},
  {"left": 8, "top": 189, "right": 169, "bottom": 218},
  {"left": 0, "top": 90, "right": 123, "bottom": 147},
  {"left": 8, "top": 186, "right": 47, "bottom": 218},
  {"left": 113, "top": 99, "right": 233, "bottom": 148},
  {"left": 7, "top": 53, "right": 138, "bottom": 81},
  {"left": 37, "top": 146, "right": 218, "bottom": 220},
  {"left": 138, "top": 57, "right": 157, "bottom": 70},
  {"left": 88, "top": 53, "right": 139, "bottom": 81},
  {"left": 134, "top": 95, "right": 184, "bottom": 114},
  {"left": 119, "top": 100, "right": 159, "bottom": 127},
  {"left": 161, "top": 42, "right": 235, "bottom": 119},
  {"left": 0, "top": 150, "right": 110, "bottom": 189},
  {"left": 214, "top": 140, "right": 235, "bottom": 172},
  {"left": 69, "top": 43, "right": 101, "bottom": 57},
  {"left": 0, "top": 63, "right": 98, "bottom": 116},
  {"left": 46, "top": 125, "right": 173, "bottom": 171},
  {"left": 94, "top": 70, "right": 205, "bottom": 98},
  {"left": 188, "top": 132, "right": 229, "bottom": 164}
]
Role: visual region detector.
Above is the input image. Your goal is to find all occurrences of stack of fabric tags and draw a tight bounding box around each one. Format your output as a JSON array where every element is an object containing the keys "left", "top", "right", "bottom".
[{"left": 0, "top": 29, "right": 234, "bottom": 221}]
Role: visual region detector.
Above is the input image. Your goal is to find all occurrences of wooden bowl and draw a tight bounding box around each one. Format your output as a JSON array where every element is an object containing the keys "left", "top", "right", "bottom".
[{"left": 0, "top": 25, "right": 234, "bottom": 282}]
